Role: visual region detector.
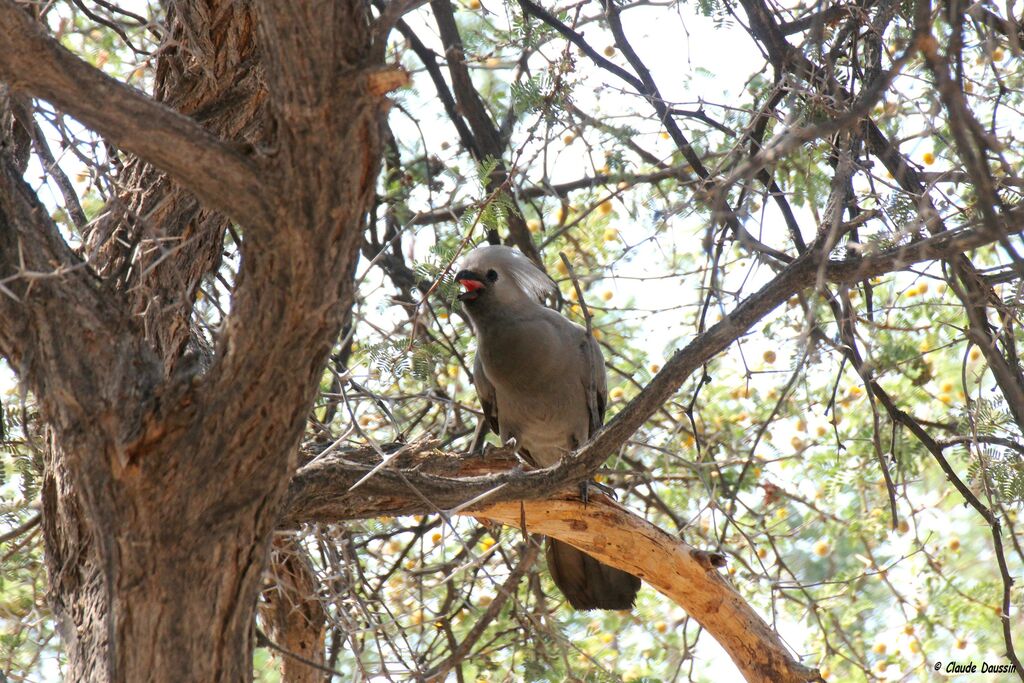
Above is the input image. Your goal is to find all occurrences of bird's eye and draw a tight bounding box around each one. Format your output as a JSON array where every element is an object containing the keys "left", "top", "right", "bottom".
[{"left": 486, "top": 269, "right": 498, "bottom": 282}]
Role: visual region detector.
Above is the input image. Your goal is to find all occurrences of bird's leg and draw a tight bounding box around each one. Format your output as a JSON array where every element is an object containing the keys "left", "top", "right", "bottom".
[{"left": 578, "top": 480, "right": 590, "bottom": 506}]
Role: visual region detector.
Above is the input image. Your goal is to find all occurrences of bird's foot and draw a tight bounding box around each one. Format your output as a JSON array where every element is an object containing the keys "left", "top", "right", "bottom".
[
  {"left": 579, "top": 479, "right": 617, "bottom": 505},
  {"left": 590, "top": 479, "right": 618, "bottom": 498}
]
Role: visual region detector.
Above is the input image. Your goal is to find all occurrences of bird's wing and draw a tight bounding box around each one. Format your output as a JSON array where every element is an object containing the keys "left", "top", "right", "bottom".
[
  {"left": 583, "top": 330, "right": 607, "bottom": 438},
  {"left": 472, "top": 353, "right": 501, "bottom": 436}
]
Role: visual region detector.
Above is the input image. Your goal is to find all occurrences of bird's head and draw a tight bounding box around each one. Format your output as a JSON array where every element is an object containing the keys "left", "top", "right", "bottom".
[{"left": 454, "top": 245, "right": 556, "bottom": 311}]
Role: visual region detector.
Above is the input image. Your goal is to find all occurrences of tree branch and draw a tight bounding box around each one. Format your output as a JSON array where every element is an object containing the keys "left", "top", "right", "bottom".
[
  {"left": 472, "top": 496, "right": 819, "bottom": 683},
  {"left": 0, "top": 0, "right": 271, "bottom": 229}
]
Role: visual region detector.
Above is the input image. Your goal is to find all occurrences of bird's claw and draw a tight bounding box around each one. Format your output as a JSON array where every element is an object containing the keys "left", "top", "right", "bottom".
[
  {"left": 579, "top": 479, "right": 617, "bottom": 505},
  {"left": 589, "top": 479, "right": 618, "bottom": 499}
]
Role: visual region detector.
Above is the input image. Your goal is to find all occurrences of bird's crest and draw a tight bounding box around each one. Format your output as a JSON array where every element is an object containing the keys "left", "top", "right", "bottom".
[{"left": 460, "top": 245, "right": 556, "bottom": 303}]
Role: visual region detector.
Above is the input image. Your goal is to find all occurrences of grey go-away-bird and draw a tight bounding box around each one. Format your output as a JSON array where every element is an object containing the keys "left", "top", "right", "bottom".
[{"left": 454, "top": 244, "right": 641, "bottom": 610}]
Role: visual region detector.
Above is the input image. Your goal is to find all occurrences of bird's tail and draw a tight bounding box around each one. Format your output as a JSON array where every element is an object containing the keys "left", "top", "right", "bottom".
[{"left": 545, "top": 539, "right": 641, "bottom": 610}]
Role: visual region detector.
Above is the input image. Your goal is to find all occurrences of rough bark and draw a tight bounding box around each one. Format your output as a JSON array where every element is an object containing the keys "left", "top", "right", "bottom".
[
  {"left": 259, "top": 536, "right": 328, "bottom": 683},
  {"left": 0, "top": 0, "right": 393, "bottom": 680}
]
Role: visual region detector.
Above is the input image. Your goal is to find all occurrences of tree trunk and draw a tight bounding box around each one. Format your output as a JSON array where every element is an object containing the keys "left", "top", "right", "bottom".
[{"left": 0, "top": 1, "right": 389, "bottom": 680}]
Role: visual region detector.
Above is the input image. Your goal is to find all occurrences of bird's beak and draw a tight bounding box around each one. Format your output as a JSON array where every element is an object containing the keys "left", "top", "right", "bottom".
[{"left": 455, "top": 270, "right": 486, "bottom": 302}]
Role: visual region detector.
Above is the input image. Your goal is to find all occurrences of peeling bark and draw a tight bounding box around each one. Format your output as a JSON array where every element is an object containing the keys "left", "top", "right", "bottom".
[{"left": 474, "top": 496, "right": 819, "bottom": 683}]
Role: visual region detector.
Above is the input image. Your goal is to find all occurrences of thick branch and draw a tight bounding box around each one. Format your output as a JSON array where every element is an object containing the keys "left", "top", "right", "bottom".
[
  {"left": 0, "top": 158, "right": 159, "bottom": 440},
  {"left": 0, "top": 0, "right": 270, "bottom": 229},
  {"left": 472, "top": 496, "right": 818, "bottom": 683}
]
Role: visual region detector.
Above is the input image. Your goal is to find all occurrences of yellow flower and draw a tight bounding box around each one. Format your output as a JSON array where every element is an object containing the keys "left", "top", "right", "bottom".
[
  {"left": 527, "top": 219, "right": 542, "bottom": 233},
  {"left": 601, "top": 290, "right": 614, "bottom": 301},
  {"left": 923, "top": 151, "right": 935, "bottom": 165},
  {"left": 603, "top": 228, "right": 618, "bottom": 242},
  {"left": 467, "top": 0, "right": 481, "bottom": 8},
  {"left": 598, "top": 200, "right": 613, "bottom": 215},
  {"left": 763, "top": 350, "right": 777, "bottom": 364},
  {"left": 431, "top": 532, "right": 442, "bottom": 543},
  {"left": 872, "top": 642, "right": 886, "bottom": 655},
  {"left": 563, "top": 133, "right": 575, "bottom": 144},
  {"left": 603, "top": 45, "right": 616, "bottom": 57},
  {"left": 969, "top": 347, "right": 982, "bottom": 361},
  {"left": 609, "top": 386, "right": 625, "bottom": 400},
  {"left": 813, "top": 540, "right": 831, "bottom": 557}
]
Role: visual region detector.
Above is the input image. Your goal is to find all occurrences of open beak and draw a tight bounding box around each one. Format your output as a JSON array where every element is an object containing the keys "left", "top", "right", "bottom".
[{"left": 455, "top": 270, "right": 486, "bottom": 302}]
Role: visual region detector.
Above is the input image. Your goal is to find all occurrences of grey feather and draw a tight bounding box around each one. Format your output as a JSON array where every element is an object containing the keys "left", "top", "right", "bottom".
[{"left": 457, "top": 245, "right": 640, "bottom": 611}]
